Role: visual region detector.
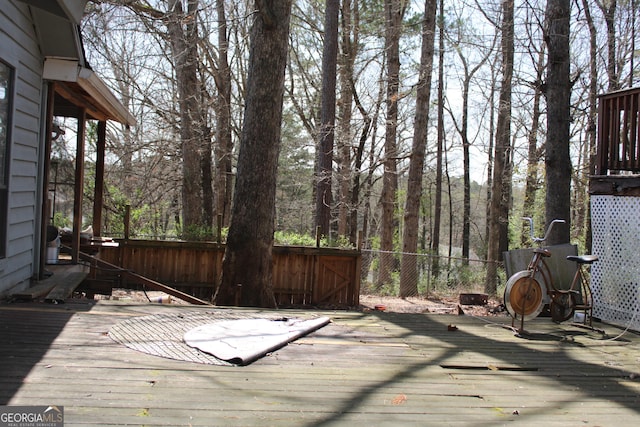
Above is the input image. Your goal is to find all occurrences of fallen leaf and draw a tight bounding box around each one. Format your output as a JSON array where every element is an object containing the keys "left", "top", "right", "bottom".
[{"left": 392, "top": 394, "right": 407, "bottom": 405}]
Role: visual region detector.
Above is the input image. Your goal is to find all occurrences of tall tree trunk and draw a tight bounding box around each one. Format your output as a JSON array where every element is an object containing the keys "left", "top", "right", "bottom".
[
  {"left": 431, "top": 0, "right": 445, "bottom": 279},
  {"left": 445, "top": 146, "right": 454, "bottom": 277},
  {"left": 360, "top": 70, "right": 385, "bottom": 247},
  {"left": 346, "top": 1, "right": 366, "bottom": 246},
  {"left": 337, "top": 0, "right": 357, "bottom": 238},
  {"left": 485, "top": 0, "right": 514, "bottom": 295},
  {"left": 581, "top": 0, "right": 598, "bottom": 253},
  {"left": 461, "top": 94, "right": 470, "bottom": 264},
  {"left": 484, "top": 61, "right": 497, "bottom": 258},
  {"left": 399, "top": 0, "right": 437, "bottom": 298},
  {"left": 350, "top": 77, "right": 373, "bottom": 245},
  {"left": 167, "top": 0, "right": 205, "bottom": 237},
  {"left": 544, "top": 0, "right": 571, "bottom": 245},
  {"left": 201, "top": 126, "right": 214, "bottom": 236},
  {"left": 520, "top": 47, "right": 546, "bottom": 246},
  {"left": 596, "top": 0, "right": 619, "bottom": 90},
  {"left": 315, "top": 0, "right": 340, "bottom": 238},
  {"left": 447, "top": 23, "right": 494, "bottom": 263},
  {"left": 351, "top": 66, "right": 384, "bottom": 246},
  {"left": 215, "top": 0, "right": 292, "bottom": 308},
  {"left": 377, "top": 0, "right": 404, "bottom": 288},
  {"left": 214, "top": 0, "right": 233, "bottom": 229}
]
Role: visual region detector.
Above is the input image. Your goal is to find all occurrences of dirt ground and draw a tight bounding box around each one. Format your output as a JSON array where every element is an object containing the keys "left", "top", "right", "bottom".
[
  {"left": 359, "top": 294, "right": 507, "bottom": 317},
  {"left": 106, "top": 289, "right": 507, "bottom": 317}
]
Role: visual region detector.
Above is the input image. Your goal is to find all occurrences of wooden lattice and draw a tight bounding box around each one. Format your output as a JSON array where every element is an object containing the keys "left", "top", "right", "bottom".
[{"left": 591, "top": 195, "right": 640, "bottom": 331}]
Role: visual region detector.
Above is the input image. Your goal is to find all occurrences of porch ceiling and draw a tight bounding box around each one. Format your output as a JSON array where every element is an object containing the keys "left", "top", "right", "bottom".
[{"left": 53, "top": 70, "right": 136, "bottom": 126}]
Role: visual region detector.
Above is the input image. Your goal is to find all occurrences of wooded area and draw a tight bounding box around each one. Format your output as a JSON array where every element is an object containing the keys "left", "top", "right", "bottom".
[{"left": 48, "top": 0, "right": 639, "bottom": 303}]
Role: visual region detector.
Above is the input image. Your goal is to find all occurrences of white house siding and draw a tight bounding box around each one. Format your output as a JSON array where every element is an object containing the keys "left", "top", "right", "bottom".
[{"left": 0, "top": 1, "right": 45, "bottom": 295}]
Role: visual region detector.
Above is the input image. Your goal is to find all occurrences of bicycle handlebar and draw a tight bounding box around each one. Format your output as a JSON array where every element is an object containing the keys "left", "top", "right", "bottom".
[{"left": 522, "top": 217, "right": 565, "bottom": 243}]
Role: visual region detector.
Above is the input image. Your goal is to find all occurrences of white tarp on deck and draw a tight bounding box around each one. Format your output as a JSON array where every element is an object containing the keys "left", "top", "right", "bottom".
[{"left": 183, "top": 316, "right": 331, "bottom": 365}]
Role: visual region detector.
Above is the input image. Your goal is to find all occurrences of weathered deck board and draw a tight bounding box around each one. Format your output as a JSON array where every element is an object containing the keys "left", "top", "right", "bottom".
[
  {"left": 44, "top": 271, "right": 89, "bottom": 302},
  {"left": 9, "top": 282, "right": 57, "bottom": 300},
  {"left": 10, "top": 264, "right": 88, "bottom": 301},
  {"left": 1, "top": 301, "right": 639, "bottom": 426}
]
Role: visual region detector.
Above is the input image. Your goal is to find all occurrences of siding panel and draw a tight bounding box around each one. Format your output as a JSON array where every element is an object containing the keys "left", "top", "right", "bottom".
[{"left": 0, "top": 1, "right": 44, "bottom": 294}]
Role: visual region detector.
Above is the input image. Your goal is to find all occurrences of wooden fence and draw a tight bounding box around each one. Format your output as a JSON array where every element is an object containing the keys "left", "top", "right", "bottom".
[{"left": 95, "top": 239, "right": 361, "bottom": 308}]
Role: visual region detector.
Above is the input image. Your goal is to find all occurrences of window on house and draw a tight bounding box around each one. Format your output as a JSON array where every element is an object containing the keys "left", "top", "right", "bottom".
[{"left": 0, "top": 60, "right": 13, "bottom": 259}]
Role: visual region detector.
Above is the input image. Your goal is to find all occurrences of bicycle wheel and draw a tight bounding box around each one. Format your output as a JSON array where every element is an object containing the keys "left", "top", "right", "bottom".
[
  {"left": 504, "top": 270, "right": 546, "bottom": 321},
  {"left": 549, "top": 292, "right": 575, "bottom": 322}
]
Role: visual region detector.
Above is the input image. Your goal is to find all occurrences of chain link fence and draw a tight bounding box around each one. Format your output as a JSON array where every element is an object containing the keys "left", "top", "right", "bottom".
[{"left": 361, "top": 249, "right": 503, "bottom": 298}]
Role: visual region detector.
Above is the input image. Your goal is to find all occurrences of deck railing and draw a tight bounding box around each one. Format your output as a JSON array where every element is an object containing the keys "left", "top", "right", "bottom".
[{"left": 596, "top": 87, "right": 640, "bottom": 175}]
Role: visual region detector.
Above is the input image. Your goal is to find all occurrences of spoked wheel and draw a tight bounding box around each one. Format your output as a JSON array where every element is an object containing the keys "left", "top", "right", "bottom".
[
  {"left": 504, "top": 271, "right": 546, "bottom": 321},
  {"left": 549, "top": 292, "right": 575, "bottom": 322}
]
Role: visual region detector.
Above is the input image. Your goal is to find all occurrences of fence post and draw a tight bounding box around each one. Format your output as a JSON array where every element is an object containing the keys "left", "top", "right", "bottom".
[
  {"left": 124, "top": 204, "right": 130, "bottom": 240},
  {"left": 315, "top": 226, "right": 321, "bottom": 248}
]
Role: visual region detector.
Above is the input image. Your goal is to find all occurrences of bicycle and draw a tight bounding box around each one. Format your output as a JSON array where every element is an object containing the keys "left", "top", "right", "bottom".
[
  {"left": 503, "top": 218, "right": 564, "bottom": 331},
  {"left": 504, "top": 218, "right": 597, "bottom": 333},
  {"left": 552, "top": 253, "right": 597, "bottom": 327}
]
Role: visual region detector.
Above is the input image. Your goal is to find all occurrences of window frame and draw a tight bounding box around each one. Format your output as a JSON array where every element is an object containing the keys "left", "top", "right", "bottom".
[{"left": 0, "top": 59, "right": 14, "bottom": 259}]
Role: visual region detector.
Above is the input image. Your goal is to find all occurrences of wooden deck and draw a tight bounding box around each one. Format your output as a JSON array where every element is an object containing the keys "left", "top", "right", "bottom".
[{"left": 1, "top": 301, "right": 639, "bottom": 426}]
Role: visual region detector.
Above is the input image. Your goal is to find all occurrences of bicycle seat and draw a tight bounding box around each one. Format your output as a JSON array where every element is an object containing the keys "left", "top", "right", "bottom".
[
  {"left": 533, "top": 248, "right": 552, "bottom": 257},
  {"left": 567, "top": 255, "right": 598, "bottom": 264}
]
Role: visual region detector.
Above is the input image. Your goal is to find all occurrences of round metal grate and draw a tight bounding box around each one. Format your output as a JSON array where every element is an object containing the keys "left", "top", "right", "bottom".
[{"left": 109, "top": 310, "right": 287, "bottom": 366}]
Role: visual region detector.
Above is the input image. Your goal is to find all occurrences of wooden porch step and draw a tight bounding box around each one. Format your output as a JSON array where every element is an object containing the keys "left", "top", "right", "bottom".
[
  {"left": 11, "top": 267, "right": 88, "bottom": 302},
  {"left": 11, "top": 282, "right": 58, "bottom": 301},
  {"left": 45, "top": 271, "right": 89, "bottom": 303}
]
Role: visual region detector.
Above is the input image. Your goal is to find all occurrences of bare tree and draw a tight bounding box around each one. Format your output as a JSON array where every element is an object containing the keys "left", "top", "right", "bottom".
[
  {"left": 580, "top": 0, "right": 599, "bottom": 252},
  {"left": 431, "top": 0, "right": 444, "bottom": 279},
  {"left": 520, "top": 33, "right": 546, "bottom": 246},
  {"left": 166, "top": 0, "right": 208, "bottom": 237},
  {"left": 336, "top": 0, "right": 357, "bottom": 239},
  {"left": 444, "top": 6, "right": 496, "bottom": 263},
  {"left": 377, "top": 0, "right": 405, "bottom": 288},
  {"left": 485, "top": 0, "right": 514, "bottom": 295},
  {"left": 84, "top": 2, "right": 186, "bottom": 237},
  {"left": 595, "top": 0, "right": 620, "bottom": 90},
  {"left": 213, "top": 0, "right": 233, "bottom": 229},
  {"left": 102, "top": 0, "right": 210, "bottom": 238},
  {"left": 399, "top": 0, "right": 437, "bottom": 298},
  {"left": 314, "top": 0, "right": 339, "bottom": 238},
  {"left": 544, "top": 0, "right": 572, "bottom": 245},
  {"left": 215, "top": 0, "right": 293, "bottom": 308}
]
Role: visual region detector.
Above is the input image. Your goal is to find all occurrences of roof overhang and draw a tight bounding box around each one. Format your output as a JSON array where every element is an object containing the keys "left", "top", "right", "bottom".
[
  {"left": 19, "top": 0, "right": 88, "bottom": 24},
  {"left": 21, "top": 1, "right": 87, "bottom": 61},
  {"left": 44, "top": 58, "right": 136, "bottom": 126},
  {"left": 21, "top": 0, "right": 135, "bottom": 126}
]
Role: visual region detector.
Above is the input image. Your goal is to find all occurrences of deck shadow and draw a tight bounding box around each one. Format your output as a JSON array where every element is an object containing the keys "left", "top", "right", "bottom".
[
  {"left": 309, "top": 310, "right": 640, "bottom": 426},
  {"left": 0, "top": 301, "right": 94, "bottom": 404}
]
